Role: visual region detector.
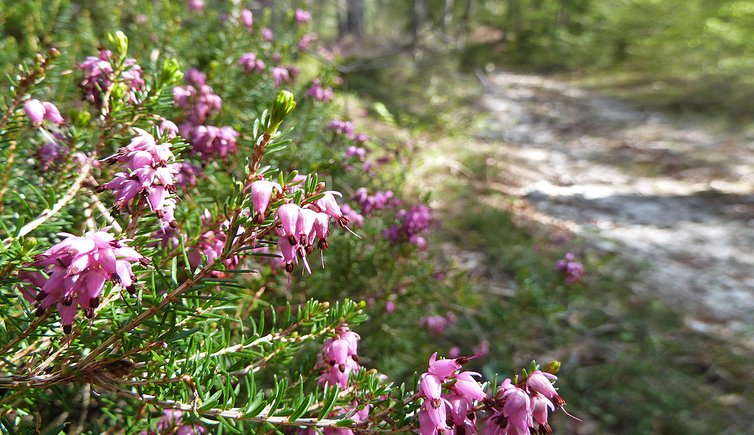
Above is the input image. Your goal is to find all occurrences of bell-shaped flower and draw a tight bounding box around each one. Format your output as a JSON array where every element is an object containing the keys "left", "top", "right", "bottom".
[
  {"left": 276, "top": 203, "right": 301, "bottom": 244},
  {"left": 241, "top": 9, "right": 253, "bottom": 32},
  {"left": 24, "top": 99, "right": 46, "bottom": 124},
  {"left": 42, "top": 102, "right": 64, "bottom": 124},
  {"left": 420, "top": 373, "right": 443, "bottom": 400},
  {"left": 250, "top": 180, "right": 280, "bottom": 223},
  {"left": 453, "top": 371, "right": 487, "bottom": 402},
  {"left": 527, "top": 370, "right": 558, "bottom": 399},
  {"left": 428, "top": 352, "right": 461, "bottom": 380}
]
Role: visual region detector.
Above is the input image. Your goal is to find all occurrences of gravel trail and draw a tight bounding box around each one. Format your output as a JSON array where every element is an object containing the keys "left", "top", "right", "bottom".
[{"left": 477, "top": 71, "right": 754, "bottom": 347}]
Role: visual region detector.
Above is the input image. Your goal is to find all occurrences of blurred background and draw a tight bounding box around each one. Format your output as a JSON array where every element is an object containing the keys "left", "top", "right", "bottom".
[{"left": 2, "top": 0, "right": 753, "bottom": 433}]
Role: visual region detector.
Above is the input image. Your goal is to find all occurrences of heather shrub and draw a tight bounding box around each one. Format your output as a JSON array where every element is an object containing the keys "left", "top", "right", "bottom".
[{"left": 0, "top": 2, "right": 568, "bottom": 433}]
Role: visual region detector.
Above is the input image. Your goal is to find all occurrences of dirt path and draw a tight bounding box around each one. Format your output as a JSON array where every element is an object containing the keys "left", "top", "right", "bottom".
[{"left": 470, "top": 71, "right": 754, "bottom": 348}]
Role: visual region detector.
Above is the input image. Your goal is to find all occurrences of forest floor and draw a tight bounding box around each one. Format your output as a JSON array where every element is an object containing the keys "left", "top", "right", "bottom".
[
  {"left": 349, "top": 60, "right": 754, "bottom": 432},
  {"left": 447, "top": 70, "right": 754, "bottom": 349}
]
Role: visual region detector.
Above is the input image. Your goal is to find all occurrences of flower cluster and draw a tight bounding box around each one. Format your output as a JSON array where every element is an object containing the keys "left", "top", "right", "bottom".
[
  {"left": 249, "top": 177, "right": 350, "bottom": 273},
  {"left": 555, "top": 252, "right": 584, "bottom": 284},
  {"left": 306, "top": 79, "right": 332, "bottom": 102},
  {"left": 21, "top": 230, "right": 147, "bottom": 333},
  {"left": 78, "top": 49, "right": 144, "bottom": 107},
  {"left": 174, "top": 68, "right": 240, "bottom": 160},
  {"left": 340, "top": 204, "right": 364, "bottom": 228},
  {"left": 327, "top": 120, "right": 355, "bottom": 137},
  {"left": 239, "top": 52, "right": 266, "bottom": 74},
  {"left": 23, "top": 99, "right": 64, "bottom": 125},
  {"left": 271, "top": 66, "right": 293, "bottom": 88},
  {"left": 100, "top": 129, "right": 178, "bottom": 228},
  {"left": 294, "top": 8, "right": 311, "bottom": 24},
  {"left": 173, "top": 68, "right": 222, "bottom": 124},
  {"left": 142, "top": 409, "right": 206, "bottom": 435},
  {"left": 318, "top": 324, "right": 360, "bottom": 388},
  {"left": 384, "top": 205, "right": 432, "bottom": 249},
  {"left": 36, "top": 134, "right": 68, "bottom": 171},
  {"left": 420, "top": 312, "right": 457, "bottom": 335},
  {"left": 187, "top": 211, "right": 241, "bottom": 277},
  {"left": 418, "top": 352, "right": 486, "bottom": 435},
  {"left": 484, "top": 370, "right": 566, "bottom": 435},
  {"left": 352, "top": 188, "right": 398, "bottom": 215}
]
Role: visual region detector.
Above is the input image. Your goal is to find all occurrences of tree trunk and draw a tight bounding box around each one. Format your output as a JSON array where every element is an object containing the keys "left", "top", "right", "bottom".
[
  {"left": 443, "top": 0, "right": 455, "bottom": 35},
  {"left": 412, "top": 0, "right": 427, "bottom": 42},
  {"left": 346, "top": 0, "right": 366, "bottom": 38},
  {"left": 457, "top": 0, "right": 473, "bottom": 44},
  {"left": 337, "top": 0, "right": 348, "bottom": 38}
]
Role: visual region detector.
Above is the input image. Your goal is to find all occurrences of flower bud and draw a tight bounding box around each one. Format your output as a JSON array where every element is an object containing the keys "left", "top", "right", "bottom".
[{"left": 268, "top": 90, "right": 296, "bottom": 134}]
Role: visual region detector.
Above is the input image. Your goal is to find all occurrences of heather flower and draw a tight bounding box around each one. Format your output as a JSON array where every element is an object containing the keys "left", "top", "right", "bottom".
[
  {"left": 327, "top": 120, "right": 355, "bottom": 138},
  {"left": 159, "top": 119, "right": 179, "bottom": 139},
  {"left": 427, "top": 352, "right": 461, "bottom": 380},
  {"left": 314, "top": 192, "right": 348, "bottom": 226},
  {"left": 384, "top": 204, "right": 432, "bottom": 249},
  {"left": 276, "top": 203, "right": 302, "bottom": 244},
  {"left": 261, "top": 27, "right": 273, "bottom": 41},
  {"left": 187, "top": 0, "right": 204, "bottom": 11},
  {"left": 306, "top": 79, "right": 332, "bottom": 102},
  {"left": 318, "top": 324, "right": 361, "bottom": 388},
  {"left": 24, "top": 99, "right": 46, "bottom": 124},
  {"left": 42, "top": 102, "right": 64, "bottom": 124},
  {"left": 187, "top": 216, "right": 241, "bottom": 277},
  {"left": 36, "top": 139, "right": 68, "bottom": 171},
  {"left": 555, "top": 252, "right": 585, "bottom": 284},
  {"left": 340, "top": 204, "right": 364, "bottom": 228},
  {"left": 100, "top": 129, "right": 178, "bottom": 227},
  {"left": 298, "top": 34, "right": 315, "bottom": 50},
  {"left": 241, "top": 9, "right": 253, "bottom": 32},
  {"left": 181, "top": 124, "right": 239, "bottom": 160},
  {"left": 294, "top": 8, "right": 311, "bottom": 24},
  {"left": 149, "top": 409, "right": 206, "bottom": 434},
  {"left": 239, "top": 53, "right": 265, "bottom": 74},
  {"left": 354, "top": 132, "right": 369, "bottom": 144},
  {"left": 453, "top": 371, "right": 486, "bottom": 402},
  {"left": 78, "top": 49, "right": 144, "bottom": 108},
  {"left": 250, "top": 180, "right": 281, "bottom": 223},
  {"left": 385, "top": 300, "right": 396, "bottom": 313},
  {"left": 271, "top": 66, "right": 290, "bottom": 87},
  {"left": 28, "top": 229, "right": 147, "bottom": 332},
  {"left": 345, "top": 146, "right": 366, "bottom": 161}
]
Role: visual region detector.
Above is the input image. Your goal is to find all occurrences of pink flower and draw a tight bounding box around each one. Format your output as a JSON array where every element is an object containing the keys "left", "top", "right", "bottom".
[
  {"left": 420, "top": 373, "right": 443, "bottom": 400},
  {"left": 239, "top": 53, "right": 265, "bottom": 74},
  {"left": 555, "top": 252, "right": 585, "bottom": 284},
  {"left": 502, "top": 380, "right": 532, "bottom": 432},
  {"left": 294, "top": 8, "right": 311, "bottom": 24},
  {"left": 276, "top": 203, "right": 301, "bottom": 243},
  {"left": 250, "top": 180, "right": 280, "bottom": 223},
  {"left": 100, "top": 130, "right": 178, "bottom": 227},
  {"left": 314, "top": 192, "right": 348, "bottom": 226},
  {"left": 271, "top": 66, "right": 290, "bottom": 87},
  {"left": 318, "top": 324, "right": 361, "bottom": 388},
  {"left": 531, "top": 393, "right": 554, "bottom": 431},
  {"left": 159, "top": 119, "right": 179, "bottom": 139},
  {"left": 187, "top": 0, "right": 204, "bottom": 11},
  {"left": 453, "top": 371, "right": 486, "bottom": 402},
  {"left": 262, "top": 27, "right": 273, "bottom": 42},
  {"left": 526, "top": 371, "right": 557, "bottom": 398},
  {"left": 42, "top": 102, "right": 64, "bottom": 124},
  {"left": 241, "top": 9, "right": 253, "bottom": 32},
  {"left": 385, "top": 300, "right": 396, "bottom": 313},
  {"left": 29, "top": 229, "right": 146, "bottom": 332},
  {"left": 24, "top": 99, "right": 46, "bottom": 124},
  {"left": 427, "top": 352, "right": 461, "bottom": 380}
]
